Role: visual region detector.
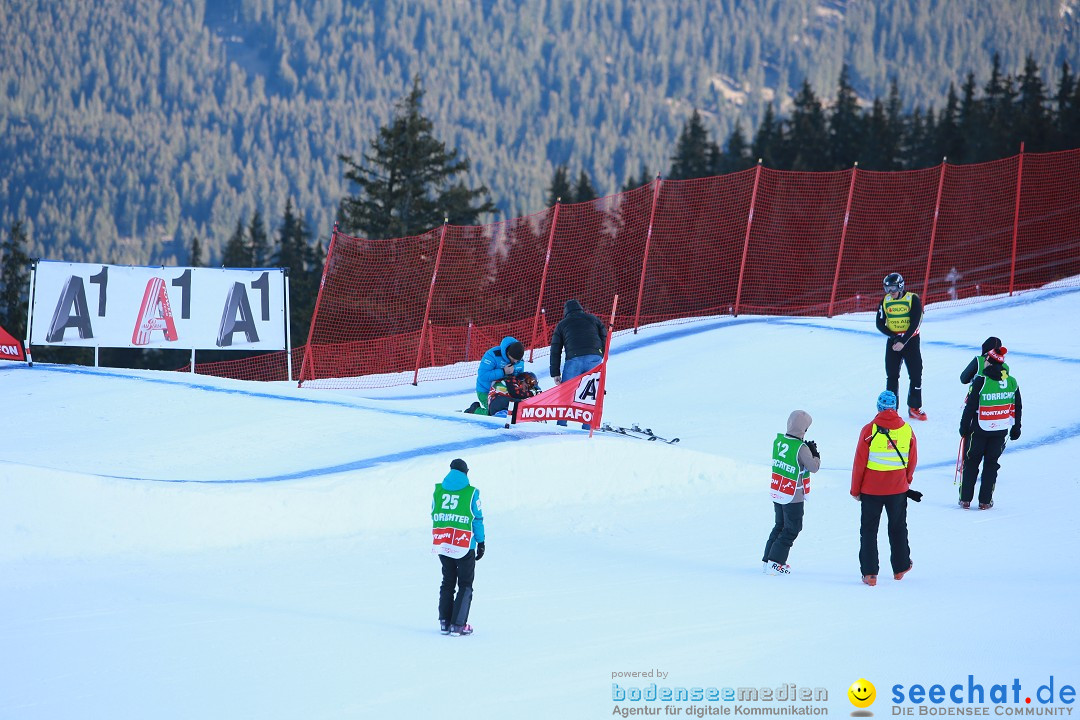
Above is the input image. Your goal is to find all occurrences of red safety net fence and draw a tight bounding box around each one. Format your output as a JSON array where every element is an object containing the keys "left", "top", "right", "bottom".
[{"left": 191, "top": 148, "right": 1080, "bottom": 386}]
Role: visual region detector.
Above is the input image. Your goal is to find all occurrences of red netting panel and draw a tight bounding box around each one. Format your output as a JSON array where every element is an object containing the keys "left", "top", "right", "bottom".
[
  {"left": 539, "top": 185, "right": 654, "bottom": 332},
  {"left": 1015, "top": 150, "right": 1080, "bottom": 291},
  {"left": 420, "top": 209, "right": 554, "bottom": 378},
  {"left": 830, "top": 166, "right": 941, "bottom": 315},
  {"left": 299, "top": 228, "right": 440, "bottom": 386},
  {"left": 737, "top": 168, "right": 852, "bottom": 315},
  {"left": 176, "top": 347, "right": 305, "bottom": 382},
  {"left": 926, "top": 157, "right": 1020, "bottom": 304},
  {"left": 637, "top": 170, "right": 755, "bottom": 324}
]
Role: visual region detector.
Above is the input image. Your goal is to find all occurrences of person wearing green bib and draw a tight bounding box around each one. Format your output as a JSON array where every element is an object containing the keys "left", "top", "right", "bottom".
[
  {"left": 959, "top": 346, "right": 1022, "bottom": 510},
  {"left": 960, "top": 336, "right": 1009, "bottom": 391},
  {"left": 432, "top": 458, "right": 486, "bottom": 636},
  {"left": 762, "top": 410, "right": 821, "bottom": 575},
  {"left": 876, "top": 272, "right": 927, "bottom": 421}
]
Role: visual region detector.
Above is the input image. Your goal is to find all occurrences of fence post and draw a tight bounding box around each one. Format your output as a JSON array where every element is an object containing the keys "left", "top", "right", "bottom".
[
  {"left": 298, "top": 225, "right": 338, "bottom": 387},
  {"left": 733, "top": 160, "right": 763, "bottom": 317},
  {"left": 1009, "top": 142, "right": 1025, "bottom": 296},
  {"left": 921, "top": 159, "right": 947, "bottom": 302},
  {"left": 529, "top": 200, "right": 560, "bottom": 361},
  {"left": 412, "top": 220, "right": 448, "bottom": 386},
  {"left": 633, "top": 175, "right": 662, "bottom": 333},
  {"left": 828, "top": 163, "right": 858, "bottom": 317}
]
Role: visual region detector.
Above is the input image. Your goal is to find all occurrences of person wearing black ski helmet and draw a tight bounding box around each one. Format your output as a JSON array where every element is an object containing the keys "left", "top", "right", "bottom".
[{"left": 876, "top": 273, "right": 927, "bottom": 421}]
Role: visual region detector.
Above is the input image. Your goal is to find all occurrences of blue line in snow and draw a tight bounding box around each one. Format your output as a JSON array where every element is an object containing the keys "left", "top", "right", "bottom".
[{"left": 101, "top": 430, "right": 563, "bottom": 484}]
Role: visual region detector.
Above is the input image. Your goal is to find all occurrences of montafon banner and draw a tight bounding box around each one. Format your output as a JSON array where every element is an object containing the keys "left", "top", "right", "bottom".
[{"left": 29, "top": 262, "right": 288, "bottom": 351}]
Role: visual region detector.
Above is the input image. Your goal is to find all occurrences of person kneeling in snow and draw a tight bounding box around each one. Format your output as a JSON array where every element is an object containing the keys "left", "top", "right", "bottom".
[
  {"left": 762, "top": 410, "right": 821, "bottom": 576},
  {"left": 465, "top": 337, "right": 525, "bottom": 415}
]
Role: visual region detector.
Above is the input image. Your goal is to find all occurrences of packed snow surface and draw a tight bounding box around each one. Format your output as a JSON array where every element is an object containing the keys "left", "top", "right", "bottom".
[{"left": 2, "top": 284, "right": 1078, "bottom": 719}]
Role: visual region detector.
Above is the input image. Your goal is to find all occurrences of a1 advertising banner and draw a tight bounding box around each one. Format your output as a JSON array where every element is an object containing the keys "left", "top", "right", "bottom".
[
  {"left": 513, "top": 362, "right": 608, "bottom": 430},
  {"left": 29, "top": 262, "right": 288, "bottom": 351}
]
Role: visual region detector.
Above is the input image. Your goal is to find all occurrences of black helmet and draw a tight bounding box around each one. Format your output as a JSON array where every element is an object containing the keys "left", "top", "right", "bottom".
[{"left": 883, "top": 272, "right": 905, "bottom": 295}]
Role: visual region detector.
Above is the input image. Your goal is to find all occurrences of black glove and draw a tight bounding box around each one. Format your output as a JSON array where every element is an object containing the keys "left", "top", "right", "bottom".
[
  {"left": 475, "top": 541, "right": 485, "bottom": 561},
  {"left": 906, "top": 489, "right": 923, "bottom": 502},
  {"left": 1009, "top": 426, "right": 1021, "bottom": 440},
  {"left": 805, "top": 440, "right": 819, "bottom": 459}
]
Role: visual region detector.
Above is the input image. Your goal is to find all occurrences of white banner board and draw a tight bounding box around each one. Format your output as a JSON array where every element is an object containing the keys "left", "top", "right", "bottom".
[{"left": 30, "top": 262, "right": 288, "bottom": 351}]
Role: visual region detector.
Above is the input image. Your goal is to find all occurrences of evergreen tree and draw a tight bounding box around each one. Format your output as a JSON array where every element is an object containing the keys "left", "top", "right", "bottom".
[
  {"left": 221, "top": 218, "right": 250, "bottom": 267},
  {"left": 719, "top": 123, "right": 752, "bottom": 174},
  {"left": 984, "top": 53, "right": 1019, "bottom": 158},
  {"left": 188, "top": 235, "right": 204, "bottom": 267},
  {"left": 885, "top": 78, "right": 905, "bottom": 167},
  {"left": 272, "top": 199, "right": 306, "bottom": 274},
  {"left": 786, "top": 80, "right": 829, "bottom": 170},
  {"left": 573, "top": 170, "right": 597, "bottom": 203},
  {"left": 669, "top": 110, "right": 719, "bottom": 180},
  {"left": 936, "top": 83, "right": 964, "bottom": 162},
  {"left": 248, "top": 210, "right": 270, "bottom": 266},
  {"left": 752, "top": 103, "right": 782, "bottom": 168},
  {"left": 621, "top": 166, "right": 653, "bottom": 193},
  {"left": 1054, "top": 61, "right": 1076, "bottom": 150},
  {"left": 829, "top": 64, "right": 863, "bottom": 168},
  {"left": 273, "top": 200, "right": 320, "bottom": 347},
  {"left": 0, "top": 220, "right": 32, "bottom": 338},
  {"left": 959, "top": 72, "right": 983, "bottom": 162},
  {"left": 1016, "top": 55, "right": 1050, "bottom": 151},
  {"left": 547, "top": 165, "right": 573, "bottom": 205},
  {"left": 338, "top": 76, "right": 496, "bottom": 239}
]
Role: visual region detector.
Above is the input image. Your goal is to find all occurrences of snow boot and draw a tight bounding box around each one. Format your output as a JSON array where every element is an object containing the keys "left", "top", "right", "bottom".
[
  {"left": 979, "top": 501, "right": 994, "bottom": 510},
  {"left": 449, "top": 624, "right": 473, "bottom": 636},
  {"left": 464, "top": 401, "right": 481, "bottom": 414},
  {"left": 958, "top": 500, "right": 971, "bottom": 509},
  {"left": 908, "top": 407, "right": 928, "bottom": 421},
  {"left": 768, "top": 561, "right": 791, "bottom": 576},
  {"left": 862, "top": 574, "right": 877, "bottom": 586},
  {"left": 440, "top": 620, "right": 451, "bottom": 635},
  {"left": 893, "top": 562, "right": 913, "bottom": 581}
]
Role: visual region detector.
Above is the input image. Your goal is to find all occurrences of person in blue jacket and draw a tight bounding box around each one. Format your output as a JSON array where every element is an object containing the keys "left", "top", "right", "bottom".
[
  {"left": 432, "top": 458, "right": 485, "bottom": 636},
  {"left": 466, "top": 336, "right": 525, "bottom": 415}
]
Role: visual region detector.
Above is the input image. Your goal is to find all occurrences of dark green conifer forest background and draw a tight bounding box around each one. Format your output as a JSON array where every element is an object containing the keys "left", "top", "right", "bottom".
[
  {"left": 3, "top": 0, "right": 1079, "bottom": 265},
  {"left": 2, "top": 0, "right": 1080, "bottom": 370}
]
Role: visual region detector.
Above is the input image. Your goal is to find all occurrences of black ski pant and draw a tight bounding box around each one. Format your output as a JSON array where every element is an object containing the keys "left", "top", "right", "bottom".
[
  {"left": 763, "top": 501, "right": 804, "bottom": 565},
  {"left": 439, "top": 550, "right": 476, "bottom": 626},
  {"left": 859, "top": 493, "right": 911, "bottom": 577},
  {"left": 885, "top": 335, "right": 923, "bottom": 410},
  {"left": 960, "top": 432, "right": 1007, "bottom": 505}
]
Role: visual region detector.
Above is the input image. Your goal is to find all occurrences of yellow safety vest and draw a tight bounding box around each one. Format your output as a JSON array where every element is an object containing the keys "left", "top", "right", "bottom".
[
  {"left": 866, "top": 423, "right": 913, "bottom": 471},
  {"left": 882, "top": 292, "right": 915, "bottom": 333}
]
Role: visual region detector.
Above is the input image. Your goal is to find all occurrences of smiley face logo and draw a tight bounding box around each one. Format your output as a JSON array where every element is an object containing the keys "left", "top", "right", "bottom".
[{"left": 848, "top": 678, "right": 876, "bottom": 709}]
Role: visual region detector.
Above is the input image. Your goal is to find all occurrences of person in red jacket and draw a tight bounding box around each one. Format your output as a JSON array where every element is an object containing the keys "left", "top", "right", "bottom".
[{"left": 851, "top": 390, "right": 918, "bottom": 587}]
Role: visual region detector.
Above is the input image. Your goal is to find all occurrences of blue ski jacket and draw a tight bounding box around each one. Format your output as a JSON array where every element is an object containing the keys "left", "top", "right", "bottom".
[{"left": 475, "top": 336, "right": 525, "bottom": 396}]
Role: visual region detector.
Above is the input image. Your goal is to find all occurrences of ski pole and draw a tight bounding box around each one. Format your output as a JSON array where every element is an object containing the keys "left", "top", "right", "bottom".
[{"left": 953, "top": 435, "right": 966, "bottom": 485}]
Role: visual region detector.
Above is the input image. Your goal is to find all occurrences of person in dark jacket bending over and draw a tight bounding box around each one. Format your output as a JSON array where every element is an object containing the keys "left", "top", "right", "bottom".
[
  {"left": 549, "top": 299, "right": 607, "bottom": 428},
  {"left": 958, "top": 345, "right": 1022, "bottom": 510}
]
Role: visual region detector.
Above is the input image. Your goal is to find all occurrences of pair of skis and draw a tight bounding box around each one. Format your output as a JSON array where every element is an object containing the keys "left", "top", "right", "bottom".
[{"left": 600, "top": 423, "right": 680, "bottom": 444}]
